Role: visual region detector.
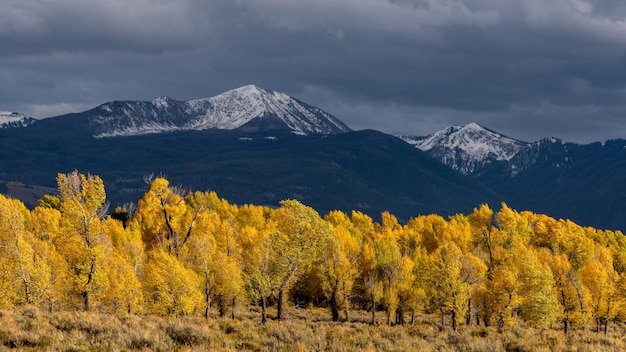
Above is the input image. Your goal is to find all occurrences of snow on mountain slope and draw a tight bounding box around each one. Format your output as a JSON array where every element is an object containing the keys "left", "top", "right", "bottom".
[
  {"left": 0, "top": 111, "right": 36, "bottom": 128},
  {"left": 400, "top": 123, "right": 528, "bottom": 175},
  {"left": 88, "top": 85, "right": 351, "bottom": 138}
]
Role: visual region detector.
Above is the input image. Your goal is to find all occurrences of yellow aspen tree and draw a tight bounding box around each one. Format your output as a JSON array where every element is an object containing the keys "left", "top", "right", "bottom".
[
  {"left": 211, "top": 219, "right": 244, "bottom": 318},
  {"left": 487, "top": 234, "right": 557, "bottom": 329},
  {"left": 359, "top": 238, "right": 383, "bottom": 324},
  {"left": 559, "top": 221, "right": 593, "bottom": 270},
  {"left": 36, "top": 194, "right": 61, "bottom": 210},
  {"left": 239, "top": 223, "right": 275, "bottom": 323},
  {"left": 56, "top": 171, "right": 109, "bottom": 311},
  {"left": 514, "top": 243, "right": 558, "bottom": 328},
  {"left": 31, "top": 206, "right": 62, "bottom": 243},
  {"left": 426, "top": 241, "right": 469, "bottom": 331},
  {"left": 393, "top": 256, "right": 417, "bottom": 325},
  {"left": 398, "top": 217, "right": 424, "bottom": 257},
  {"left": 30, "top": 205, "right": 69, "bottom": 310},
  {"left": 447, "top": 214, "right": 472, "bottom": 253},
  {"left": 496, "top": 203, "right": 532, "bottom": 248},
  {"left": 183, "top": 191, "right": 224, "bottom": 248},
  {"left": 99, "top": 218, "right": 143, "bottom": 314},
  {"left": 236, "top": 204, "right": 276, "bottom": 323},
  {"left": 374, "top": 212, "right": 407, "bottom": 325},
  {"left": 0, "top": 195, "right": 52, "bottom": 307},
  {"left": 108, "top": 218, "right": 145, "bottom": 281},
  {"left": 469, "top": 204, "right": 500, "bottom": 326},
  {"left": 580, "top": 247, "right": 620, "bottom": 333},
  {"left": 182, "top": 209, "right": 219, "bottom": 319},
  {"left": 404, "top": 214, "right": 450, "bottom": 254},
  {"left": 347, "top": 211, "right": 383, "bottom": 324},
  {"left": 459, "top": 250, "right": 487, "bottom": 326},
  {"left": 271, "top": 199, "right": 331, "bottom": 320},
  {"left": 142, "top": 248, "right": 202, "bottom": 315},
  {"left": 351, "top": 210, "right": 375, "bottom": 239},
  {"left": 615, "top": 272, "right": 626, "bottom": 323},
  {"left": 544, "top": 251, "right": 591, "bottom": 333},
  {"left": 528, "top": 214, "right": 565, "bottom": 251},
  {"left": 605, "top": 230, "right": 626, "bottom": 322},
  {"left": 174, "top": 190, "right": 238, "bottom": 318},
  {"left": 320, "top": 210, "right": 361, "bottom": 322},
  {"left": 469, "top": 204, "right": 498, "bottom": 278},
  {"left": 485, "top": 246, "right": 522, "bottom": 330},
  {"left": 135, "top": 178, "right": 190, "bottom": 255},
  {"left": 406, "top": 248, "right": 429, "bottom": 324}
]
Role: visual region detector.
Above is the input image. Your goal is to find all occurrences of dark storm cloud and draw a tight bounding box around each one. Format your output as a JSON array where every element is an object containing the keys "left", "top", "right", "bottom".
[{"left": 2, "top": 0, "right": 626, "bottom": 143}]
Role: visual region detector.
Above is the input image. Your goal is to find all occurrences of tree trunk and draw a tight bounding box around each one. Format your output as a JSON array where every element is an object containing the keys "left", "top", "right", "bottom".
[
  {"left": 23, "top": 279, "right": 31, "bottom": 306},
  {"left": 466, "top": 297, "right": 472, "bottom": 325},
  {"left": 452, "top": 309, "right": 457, "bottom": 331},
  {"left": 277, "top": 287, "right": 286, "bottom": 321},
  {"left": 371, "top": 297, "right": 376, "bottom": 325},
  {"left": 343, "top": 287, "right": 350, "bottom": 323},
  {"left": 483, "top": 301, "right": 491, "bottom": 327},
  {"left": 277, "top": 265, "right": 298, "bottom": 321},
  {"left": 261, "top": 296, "right": 267, "bottom": 324},
  {"left": 83, "top": 258, "right": 97, "bottom": 311},
  {"left": 440, "top": 308, "right": 445, "bottom": 330},
  {"left": 82, "top": 291, "right": 91, "bottom": 312},
  {"left": 563, "top": 319, "right": 568, "bottom": 334},
  {"left": 330, "top": 290, "right": 340, "bottom": 322},
  {"left": 204, "top": 286, "right": 211, "bottom": 319},
  {"left": 396, "top": 308, "right": 405, "bottom": 325},
  {"left": 605, "top": 299, "right": 611, "bottom": 334},
  {"left": 218, "top": 296, "right": 226, "bottom": 318},
  {"left": 231, "top": 297, "right": 236, "bottom": 319}
]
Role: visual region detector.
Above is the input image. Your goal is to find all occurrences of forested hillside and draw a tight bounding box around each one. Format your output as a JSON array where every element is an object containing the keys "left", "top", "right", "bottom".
[{"left": 1, "top": 171, "right": 625, "bottom": 336}]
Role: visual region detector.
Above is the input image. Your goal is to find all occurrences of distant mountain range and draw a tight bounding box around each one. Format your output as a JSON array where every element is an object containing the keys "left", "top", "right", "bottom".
[
  {"left": 1, "top": 86, "right": 625, "bottom": 230},
  {"left": 402, "top": 123, "right": 626, "bottom": 229},
  {"left": 0, "top": 111, "right": 35, "bottom": 129}
]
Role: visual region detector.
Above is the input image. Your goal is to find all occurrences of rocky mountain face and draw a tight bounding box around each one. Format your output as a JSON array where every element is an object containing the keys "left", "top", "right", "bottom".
[
  {"left": 400, "top": 123, "right": 528, "bottom": 175},
  {"left": 75, "top": 85, "right": 351, "bottom": 138}
]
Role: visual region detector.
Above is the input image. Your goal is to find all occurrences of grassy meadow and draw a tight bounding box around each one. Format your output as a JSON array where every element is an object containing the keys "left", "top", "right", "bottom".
[{"left": 0, "top": 306, "right": 625, "bottom": 351}]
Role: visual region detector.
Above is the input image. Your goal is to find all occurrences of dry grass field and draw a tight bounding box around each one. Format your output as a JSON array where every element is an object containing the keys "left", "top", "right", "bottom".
[{"left": 0, "top": 306, "right": 624, "bottom": 351}]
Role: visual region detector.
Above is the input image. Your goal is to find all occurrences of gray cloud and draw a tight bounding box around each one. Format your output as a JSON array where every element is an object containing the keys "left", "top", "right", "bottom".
[{"left": 2, "top": 0, "right": 626, "bottom": 143}]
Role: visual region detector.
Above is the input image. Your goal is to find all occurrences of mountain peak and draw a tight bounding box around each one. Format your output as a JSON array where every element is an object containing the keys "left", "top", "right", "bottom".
[
  {"left": 401, "top": 122, "right": 528, "bottom": 175},
  {"left": 460, "top": 122, "right": 485, "bottom": 131},
  {"left": 66, "top": 86, "right": 351, "bottom": 137},
  {"left": 230, "top": 84, "right": 265, "bottom": 94}
]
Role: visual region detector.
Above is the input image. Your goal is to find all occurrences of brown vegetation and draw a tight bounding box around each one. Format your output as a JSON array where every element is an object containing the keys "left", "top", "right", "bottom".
[{"left": 0, "top": 307, "right": 625, "bottom": 351}]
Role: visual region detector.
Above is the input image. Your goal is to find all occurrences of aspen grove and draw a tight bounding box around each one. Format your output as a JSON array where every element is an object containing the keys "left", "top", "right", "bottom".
[{"left": 1, "top": 171, "right": 626, "bottom": 334}]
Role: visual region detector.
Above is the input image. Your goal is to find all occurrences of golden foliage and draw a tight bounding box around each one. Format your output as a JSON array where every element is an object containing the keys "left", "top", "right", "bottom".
[{"left": 1, "top": 172, "right": 626, "bottom": 338}]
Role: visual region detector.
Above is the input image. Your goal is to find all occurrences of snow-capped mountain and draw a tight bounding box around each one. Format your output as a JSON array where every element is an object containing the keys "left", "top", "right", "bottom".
[
  {"left": 400, "top": 123, "right": 528, "bottom": 175},
  {"left": 0, "top": 111, "right": 35, "bottom": 128},
  {"left": 84, "top": 85, "right": 351, "bottom": 138}
]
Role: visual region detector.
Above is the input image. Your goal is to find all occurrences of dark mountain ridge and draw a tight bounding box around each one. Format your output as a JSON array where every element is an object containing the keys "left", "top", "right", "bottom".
[
  {"left": 0, "top": 126, "right": 496, "bottom": 222},
  {"left": 2, "top": 87, "right": 625, "bottom": 229}
]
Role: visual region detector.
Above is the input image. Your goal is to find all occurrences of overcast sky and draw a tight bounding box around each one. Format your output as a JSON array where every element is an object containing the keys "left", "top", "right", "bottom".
[{"left": 2, "top": 0, "right": 626, "bottom": 143}]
